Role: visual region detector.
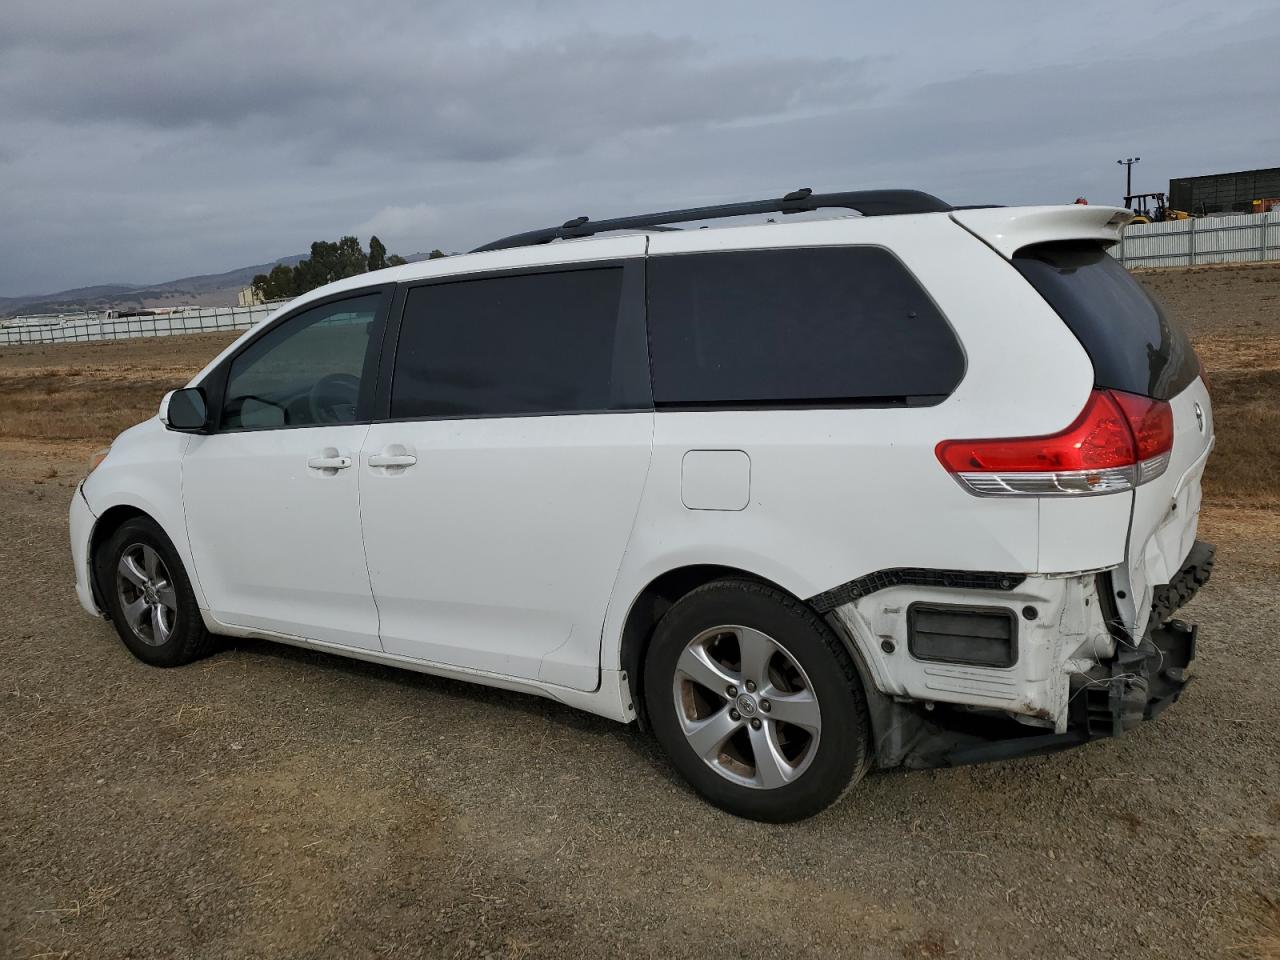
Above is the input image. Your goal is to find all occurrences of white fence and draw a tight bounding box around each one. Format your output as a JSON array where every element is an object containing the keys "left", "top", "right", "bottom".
[
  {"left": 1112, "top": 210, "right": 1280, "bottom": 268},
  {"left": 0, "top": 301, "right": 287, "bottom": 347}
]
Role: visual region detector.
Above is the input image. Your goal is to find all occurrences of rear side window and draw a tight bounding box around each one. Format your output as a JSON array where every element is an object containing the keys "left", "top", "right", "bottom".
[
  {"left": 391, "top": 266, "right": 641, "bottom": 419},
  {"left": 1013, "top": 242, "right": 1198, "bottom": 400},
  {"left": 646, "top": 247, "right": 963, "bottom": 406}
]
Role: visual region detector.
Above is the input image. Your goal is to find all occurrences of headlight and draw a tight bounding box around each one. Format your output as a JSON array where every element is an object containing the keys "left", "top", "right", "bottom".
[{"left": 87, "top": 447, "right": 111, "bottom": 477}]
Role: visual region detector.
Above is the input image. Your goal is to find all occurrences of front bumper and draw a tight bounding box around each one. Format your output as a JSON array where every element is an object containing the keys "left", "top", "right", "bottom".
[
  {"left": 69, "top": 483, "right": 101, "bottom": 617},
  {"left": 867, "top": 540, "right": 1215, "bottom": 769}
]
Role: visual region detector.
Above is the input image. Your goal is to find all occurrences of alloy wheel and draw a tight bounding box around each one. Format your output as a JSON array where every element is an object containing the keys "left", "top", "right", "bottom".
[
  {"left": 671, "top": 625, "right": 822, "bottom": 789},
  {"left": 115, "top": 543, "right": 178, "bottom": 647}
]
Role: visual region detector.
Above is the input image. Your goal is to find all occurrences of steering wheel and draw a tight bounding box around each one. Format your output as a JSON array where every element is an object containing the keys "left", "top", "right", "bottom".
[{"left": 308, "top": 373, "right": 361, "bottom": 424}]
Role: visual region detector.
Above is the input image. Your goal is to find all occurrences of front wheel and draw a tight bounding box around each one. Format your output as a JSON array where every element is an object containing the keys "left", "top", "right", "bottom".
[
  {"left": 96, "top": 516, "right": 215, "bottom": 667},
  {"left": 643, "top": 580, "right": 872, "bottom": 822}
]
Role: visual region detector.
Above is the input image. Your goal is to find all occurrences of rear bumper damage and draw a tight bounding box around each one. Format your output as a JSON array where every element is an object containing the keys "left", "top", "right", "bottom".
[
  {"left": 939, "top": 615, "right": 1197, "bottom": 767},
  {"left": 833, "top": 540, "right": 1214, "bottom": 770}
]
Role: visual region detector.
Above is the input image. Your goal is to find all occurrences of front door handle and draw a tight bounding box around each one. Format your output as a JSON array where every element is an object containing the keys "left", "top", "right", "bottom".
[
  {"left": 367, "top": 453, "right": 418, "bottom": 468},
  {"left": 307, "top": 455, "right": 352, "bottom": 470}
]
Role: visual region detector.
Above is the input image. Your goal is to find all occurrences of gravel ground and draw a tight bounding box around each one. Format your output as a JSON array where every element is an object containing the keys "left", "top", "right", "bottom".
[{"left": 1, "top": 474, "right": 1277, "bottom": 959}]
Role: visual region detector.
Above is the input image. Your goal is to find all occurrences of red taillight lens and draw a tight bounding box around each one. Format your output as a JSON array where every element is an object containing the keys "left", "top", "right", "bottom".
[
  {"left": 1110, "top": 390, "right": 1174, "bottom": 462},
  {"left": 936, "top": 390, "right": 1134, "bottom": 473},
  {"left": 936, "top": 389, "right": 1173, "bottom": 496}
]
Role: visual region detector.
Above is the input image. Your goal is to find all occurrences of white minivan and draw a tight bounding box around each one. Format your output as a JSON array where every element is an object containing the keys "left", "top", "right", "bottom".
[{"left": 70, "top": 189, "right": 1214, "bottom": 821}]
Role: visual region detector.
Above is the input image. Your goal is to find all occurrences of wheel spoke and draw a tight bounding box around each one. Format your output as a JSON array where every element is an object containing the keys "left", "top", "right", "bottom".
[
  {"left": 118, "top": 554, "right": 147, "bottom": 589},
  {"left": 736, "top": 627, "right": 778, "bottom": 690},
  {"left": 122, "top": 595, "right": 148, "bottom": 630},
  {"left": 748, "top": 723, "right": 794, "bottom": 789},
  {"left": 142, "top": 546, "right": 161, "bottom": 580},
  {"left": 763, "top": 689, "right": 821, "bottom": 733},
  {"left": 151, "top": 603, "right": 173, "bottom": 644},
  {"left": 676, "top": 643, "right": 739, "bottom": 696},
  {"left": 684, "top": 707, "right": 740, "bottom": 760},
  {"left": 154, "top": 580, "right": 178, "bottom": 611}
]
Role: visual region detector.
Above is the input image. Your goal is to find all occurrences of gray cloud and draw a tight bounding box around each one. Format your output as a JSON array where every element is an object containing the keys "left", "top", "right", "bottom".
[
  {"left": 2, "top": 8, "right": 871, "bottom": 162},
  {"left": 1, "top": 0, "right": 1277, "bottom": 297}
]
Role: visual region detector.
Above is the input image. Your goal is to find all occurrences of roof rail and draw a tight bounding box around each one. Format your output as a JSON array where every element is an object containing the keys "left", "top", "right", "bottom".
[{"left": 470, "top": 187, "right": 952, "bottom": 253}]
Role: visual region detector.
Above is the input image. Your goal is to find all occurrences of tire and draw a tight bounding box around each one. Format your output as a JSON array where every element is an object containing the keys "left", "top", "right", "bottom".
[
  {"left": 643, "top": 579, "right": 872, "bottom": 822},
  {"left": 95, "top": 516, "right": 215, "bottom": 667}
]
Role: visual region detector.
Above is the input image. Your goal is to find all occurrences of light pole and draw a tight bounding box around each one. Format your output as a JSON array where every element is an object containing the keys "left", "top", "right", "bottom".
[{"left": 1116, "top": 157, "right": 1140, "bottom": 206}]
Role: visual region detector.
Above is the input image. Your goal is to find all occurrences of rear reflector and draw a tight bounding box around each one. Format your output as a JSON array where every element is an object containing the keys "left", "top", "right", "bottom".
[{"left": 936, "top": 389, "right": 1173, "bottom": 496}]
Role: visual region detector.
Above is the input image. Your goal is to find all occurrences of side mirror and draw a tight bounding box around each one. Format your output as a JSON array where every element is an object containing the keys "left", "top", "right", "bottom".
[{"left": 160, "top": 387, "right": 210, "bottom": 433}]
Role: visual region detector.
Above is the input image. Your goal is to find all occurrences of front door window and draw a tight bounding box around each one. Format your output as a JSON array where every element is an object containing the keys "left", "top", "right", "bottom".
[{"left": 221, "top": 295, "right": 380, "bottom": 430}]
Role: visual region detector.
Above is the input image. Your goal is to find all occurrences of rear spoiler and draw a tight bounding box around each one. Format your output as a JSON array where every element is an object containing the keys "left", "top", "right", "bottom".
[{"left": 950, "top": 205, "right": 1134, "bottom": 260}]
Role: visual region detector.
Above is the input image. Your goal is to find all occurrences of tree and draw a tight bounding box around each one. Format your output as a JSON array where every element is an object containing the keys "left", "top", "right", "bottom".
[
  {"left": 428, "top": 249, "right": 447, "bottom": 259},
  {"left": 252, "top": 262, "right": 299, "bottom": 301},
  {"left": 290, "top": 236, "right": 368, "bottom": 292},
  {"left": 368, "top": 235, "right": 387, "bottom": 271},
  {"left": 250, "top": 235, "right": 414, "bottom": 300},
  {"left": 336, "top": 236, "right": 368, "bottom": 279}
]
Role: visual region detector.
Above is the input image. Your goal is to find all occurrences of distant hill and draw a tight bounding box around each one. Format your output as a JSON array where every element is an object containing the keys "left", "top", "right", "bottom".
[
  {"left": 1, "top": 251, "right": 444, "bottom": 318},
  {"left": 0, "top": 256, "right": 311, "bottom": 318}
]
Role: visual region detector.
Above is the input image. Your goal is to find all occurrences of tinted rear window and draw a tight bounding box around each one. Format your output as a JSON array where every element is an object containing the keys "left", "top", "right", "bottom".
[
  {"left": 1013, "top": 242, "right": 1198, "bottom": 400},
  {"left": 646, "top": 247, "right": 964, "bottom": 406},
  {"left": 391, "top": 267, "right": 639, "bottom": 419}
]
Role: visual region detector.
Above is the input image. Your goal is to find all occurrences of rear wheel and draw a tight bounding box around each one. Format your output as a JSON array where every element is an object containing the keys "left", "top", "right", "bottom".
[
  {"left": 643, "top": 579, "right": 871, "bottom": 822},
  {"left": 96, "top": 517, "right": 214, "bottom": 667}
]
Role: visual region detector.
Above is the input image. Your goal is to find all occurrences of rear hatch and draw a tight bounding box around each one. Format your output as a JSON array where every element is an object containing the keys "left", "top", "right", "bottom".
[{"left": 1009, "top": 240, "right": 1212, "bottom": 638}]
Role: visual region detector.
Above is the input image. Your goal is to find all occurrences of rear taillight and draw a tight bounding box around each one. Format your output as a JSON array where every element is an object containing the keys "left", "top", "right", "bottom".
[
  {"left": 936, "top": 389, "right": 1173, "bottom": 496},
  {"left": 1109, "top": 389, "right": 1174, "bottom": 483}
]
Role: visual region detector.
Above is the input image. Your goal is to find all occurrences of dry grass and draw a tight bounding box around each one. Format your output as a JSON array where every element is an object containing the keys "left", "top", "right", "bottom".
[
  {"left": 0, "top": 369, "right": 186, "bottom": 442},
  {"left": 1234, "top": 897, "right": 1280, "bottom": 960},
  {"left": 0, "top": 332, "right": 236, "bottom": 446},
  {"left": 1203, "top": 365, "right": 1280, "bottom": 505},
  {"left": 1138, "top": 261, "right": 1280, "bottom": 338}
]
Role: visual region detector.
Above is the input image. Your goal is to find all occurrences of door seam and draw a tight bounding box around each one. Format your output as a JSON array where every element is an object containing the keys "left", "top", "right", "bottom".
[{"left": 352, "top": 424, "right": 386, "bottom": 651}]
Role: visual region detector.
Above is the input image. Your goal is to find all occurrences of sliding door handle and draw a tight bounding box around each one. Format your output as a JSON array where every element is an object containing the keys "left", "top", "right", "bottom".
[{"left": 367, "top": 453, "right": 418, "bottom": 468}]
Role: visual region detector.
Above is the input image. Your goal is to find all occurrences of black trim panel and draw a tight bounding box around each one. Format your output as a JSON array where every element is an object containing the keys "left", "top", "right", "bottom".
[
  {"left": 1150, "top": 539, "right": 1215, "bottom": 625},
  {"left": 807, "top": 568, "right": 1027, "bottom": 615},
  {"left": 653, "top": 396, "right": 947, "bottom": 412}
]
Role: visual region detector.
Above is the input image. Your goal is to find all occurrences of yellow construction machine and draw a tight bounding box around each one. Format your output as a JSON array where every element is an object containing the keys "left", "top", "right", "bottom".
[{"left": 1125, "top": 192, "right": 1190, "bottom": 224}]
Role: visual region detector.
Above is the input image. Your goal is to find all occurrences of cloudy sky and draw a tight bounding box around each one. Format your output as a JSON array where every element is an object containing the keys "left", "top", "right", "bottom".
[{"left": 2, "top": 0, "right": 1277, "bottom": 297}]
